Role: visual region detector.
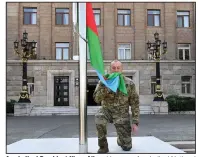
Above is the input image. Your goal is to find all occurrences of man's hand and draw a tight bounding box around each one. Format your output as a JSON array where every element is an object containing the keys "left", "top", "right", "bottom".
[{"left": 131, "top": 124, "right": 138, "bottom": 135}]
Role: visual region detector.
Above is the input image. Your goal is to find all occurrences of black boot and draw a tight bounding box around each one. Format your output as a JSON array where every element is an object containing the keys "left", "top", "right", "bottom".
[
  {"left": 121, "top": 146, "right": 132, "bottom": 151},
  {"left": 97, "top": 138, "right": 109, "bottom": 153},
  {"left": 117, "top": 137, "right": 132, "bottom": 151}
]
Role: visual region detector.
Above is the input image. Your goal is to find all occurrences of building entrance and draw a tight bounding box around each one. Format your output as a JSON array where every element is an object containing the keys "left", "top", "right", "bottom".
[
  {"left": 87, "top": 76, "right": 99, "bottom": 106},
  {"left": 54, "top": 76, "right": 69, "bottom": 106}
]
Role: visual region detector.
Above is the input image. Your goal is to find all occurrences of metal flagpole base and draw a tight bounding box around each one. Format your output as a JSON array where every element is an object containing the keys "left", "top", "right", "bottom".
[{"left": 79, "top": 144, "right": 88, "bottom": 153}]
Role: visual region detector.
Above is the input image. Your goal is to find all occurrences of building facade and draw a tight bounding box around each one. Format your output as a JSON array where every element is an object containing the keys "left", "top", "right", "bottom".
[{"left": 7, "top": 2, "right": 195, "bottom": 113}]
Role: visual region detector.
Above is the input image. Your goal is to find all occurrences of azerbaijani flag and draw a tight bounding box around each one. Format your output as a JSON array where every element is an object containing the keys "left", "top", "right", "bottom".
[{"left": 86, "top": 2, "right": 127, "bottom": 95}]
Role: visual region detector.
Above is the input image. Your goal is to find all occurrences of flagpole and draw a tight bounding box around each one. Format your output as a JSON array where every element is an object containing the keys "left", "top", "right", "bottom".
[{"left": 78, "top": 3, "right": 88, "bottom": 153}]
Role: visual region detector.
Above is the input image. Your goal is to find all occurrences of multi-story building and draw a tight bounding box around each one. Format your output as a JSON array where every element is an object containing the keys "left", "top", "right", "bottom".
[{"left": 7, "top": 2, "right": 195, "bottom": 115}]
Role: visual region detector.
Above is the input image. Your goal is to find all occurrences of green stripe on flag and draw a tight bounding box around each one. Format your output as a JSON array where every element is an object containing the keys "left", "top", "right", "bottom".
[{"left": 87, "top": 27, "right": 104, "bottom": 75}]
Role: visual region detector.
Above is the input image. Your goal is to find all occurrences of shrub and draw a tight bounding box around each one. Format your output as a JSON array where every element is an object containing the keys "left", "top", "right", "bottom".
[
  {"left": 6, "top": 99, "right": 17, "bottom": 114},
  {"left": 165, "top": 95, "right": 195, "bottom": 112}
]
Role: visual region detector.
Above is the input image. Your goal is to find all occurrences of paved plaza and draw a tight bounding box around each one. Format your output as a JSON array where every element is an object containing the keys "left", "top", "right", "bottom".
[{"left": 6, "top": 114, "right": 195, "bottom": 145}]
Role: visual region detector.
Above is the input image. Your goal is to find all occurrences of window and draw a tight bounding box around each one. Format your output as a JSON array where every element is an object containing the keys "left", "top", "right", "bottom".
[
  {"left": 118, "top": 44, "right": 131, "bottom": 60},
  {"left": 147, "top": 10, "right": 160, "bottom": 26},
  {"left": 56, "top": 8, "right": 69, "bottom": 25},
  {"left": 93, "top": 9, "right": 101, "bottom": 26},
  {"left": 181, "top": 76, "right": 191, "bottom": 94},
  {"left": 23, "top": 8, "right": 37, "bottom": 24},
  {"left": 177, "top": 11, "right": 190, "bottom": 27},
  {"left": 151, "top": 76, "right": 162, "bottom": 94},
  {"left": 117, "top": 9, "right": 131, "bottom": 26},
  {"left": 56, "top": 43, "right": 69, "bottom": 60},
  {"left": 27, "top": 77, "right": 34, "bottom": 96},
  {"left": 178, "top": 44, "right": 190, "bottom": 60}
]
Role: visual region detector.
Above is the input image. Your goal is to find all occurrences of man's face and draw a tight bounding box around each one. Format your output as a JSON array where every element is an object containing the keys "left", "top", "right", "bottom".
[{"left": 110, "top": 61, "right": 122, "bottom": 73}]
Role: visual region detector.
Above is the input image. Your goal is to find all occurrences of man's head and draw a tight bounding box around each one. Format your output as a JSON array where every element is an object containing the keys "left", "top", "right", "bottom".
[{"left": 110, "top": 60, "right": 123, "bottom": 73}]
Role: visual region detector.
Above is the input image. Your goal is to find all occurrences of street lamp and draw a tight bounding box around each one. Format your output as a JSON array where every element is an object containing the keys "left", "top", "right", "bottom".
[
  {"left": 14, "top": 30, "right": 37, "bottom": 103},
  {"left": 147, "top": 32, "right": 167, "bottom": 101}
]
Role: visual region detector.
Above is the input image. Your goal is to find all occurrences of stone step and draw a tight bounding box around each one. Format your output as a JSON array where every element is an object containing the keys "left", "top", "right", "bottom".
[
  {"left": 30, "top": 113, "right": 80, "bottom": 116},
  {"left": 29, "top": 110, "right": 154, "bottom": 115},
  {"left": 31, "top": 109, "right": 152, "bottom": 113},
  {"left": 30, "top": 108, "right": 153, "bottom": 112},
  {"left": 29, "top": 111, "right": 154, "bottom": 116},
  {"left": 29, "top": 105, "right": 154, "bottom": 116},
  {"left": 31, "top": 105, "right": 152, "bottom": 110}
]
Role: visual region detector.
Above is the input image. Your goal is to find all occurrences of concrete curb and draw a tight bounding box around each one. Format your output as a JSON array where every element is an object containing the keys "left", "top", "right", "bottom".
[
  {"left": 7, "top": 113, "right": 14, "bottom": 116},
  {"left": 168, "top": 111, "right": 195, "bottom": 115}
]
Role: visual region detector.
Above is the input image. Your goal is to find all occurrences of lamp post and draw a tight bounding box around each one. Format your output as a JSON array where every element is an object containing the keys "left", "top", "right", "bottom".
[
  {"left": 14, "top": 30, "right": 37, "bottom": 103},
  {"left": 147, "top": 32, "right": 167, "bottom": 101}
]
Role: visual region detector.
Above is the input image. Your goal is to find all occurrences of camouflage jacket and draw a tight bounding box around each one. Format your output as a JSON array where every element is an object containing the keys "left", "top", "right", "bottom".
[{"left": 93, "top": 76, "right": 140, "bottom": 124}]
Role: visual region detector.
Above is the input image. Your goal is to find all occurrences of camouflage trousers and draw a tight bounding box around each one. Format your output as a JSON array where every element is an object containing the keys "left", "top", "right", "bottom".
[{"left": 95, "top": 106, "right": 132, "bottom": 149}]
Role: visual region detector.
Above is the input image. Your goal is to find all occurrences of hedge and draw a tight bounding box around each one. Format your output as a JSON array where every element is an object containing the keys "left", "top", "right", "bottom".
[
  {"left": 165, "top": 95, "right": 195, "bottom": 112},
  {"left": 6, "top": 99, "right": 17, "bottom": 114}
]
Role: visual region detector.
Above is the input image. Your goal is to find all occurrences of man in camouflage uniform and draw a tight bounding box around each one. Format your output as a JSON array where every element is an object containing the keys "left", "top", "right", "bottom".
[{"left": 93, "top": 60, "right": 140, "bottom": 153}]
